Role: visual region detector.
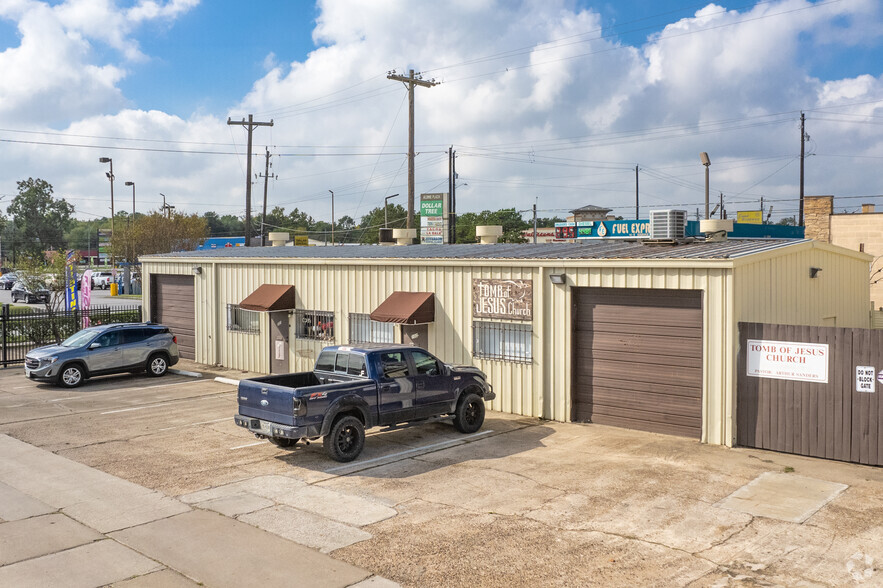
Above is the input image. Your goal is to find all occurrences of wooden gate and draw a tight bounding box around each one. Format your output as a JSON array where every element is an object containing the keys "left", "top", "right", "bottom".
[{"left": 737, "top": 322, "right": 883, "bottom": 466}]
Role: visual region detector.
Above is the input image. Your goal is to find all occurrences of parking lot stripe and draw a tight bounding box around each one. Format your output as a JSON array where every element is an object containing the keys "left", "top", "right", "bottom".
[
  {"left": 324, "top": 430, "right": 494, "bottom": 473},
  {"left": 101, "top": 401, "right": 181, "bottom": 415},
  {"left": 230, "top": 441, "right": 267, "bottom": 450},
  {"left": 157, "top": 417, "right": 229, "bottom": 431}
]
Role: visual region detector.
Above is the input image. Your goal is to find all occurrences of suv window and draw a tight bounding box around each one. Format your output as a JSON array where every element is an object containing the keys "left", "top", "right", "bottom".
[
  {"left": 121, "top": 328, "right": 145, "bottom": 344},
  {"left": 94, "top": 331, "right": 121, "bottom": 347}
]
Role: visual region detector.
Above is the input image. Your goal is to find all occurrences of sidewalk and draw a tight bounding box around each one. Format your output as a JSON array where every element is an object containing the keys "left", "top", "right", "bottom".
[{"left": 0, "top": 433, "right": 391, "bottom": 588}]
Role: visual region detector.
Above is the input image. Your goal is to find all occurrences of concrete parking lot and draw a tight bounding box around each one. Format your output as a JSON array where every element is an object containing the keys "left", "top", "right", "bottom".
[{"left": 1, "top": 362, "right": 882, "bottom": 587}]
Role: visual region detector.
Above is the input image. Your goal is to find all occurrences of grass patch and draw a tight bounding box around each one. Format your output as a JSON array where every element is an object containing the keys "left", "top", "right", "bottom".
[{"left": 783, "top": 466, "right": 795, "bottom": 473}]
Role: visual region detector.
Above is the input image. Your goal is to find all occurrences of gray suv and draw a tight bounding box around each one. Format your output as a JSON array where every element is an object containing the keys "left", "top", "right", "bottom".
[{"left": 25, "top": 323, "right": 180, "bottom": 388}]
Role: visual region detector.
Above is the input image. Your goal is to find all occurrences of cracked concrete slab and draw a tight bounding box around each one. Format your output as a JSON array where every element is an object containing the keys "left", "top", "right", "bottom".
[
  {"left": 0, "top": 481, "right": 56, "bottom": 522},
  {"left": 239, "top": 504, "right": 373, "bottom": 553},
  {"left": 111, "top": 510, "right": 369, "bottom": 588},
  {"left": 181, "top": 474, "right": 397, "bottom": 526},
  {"left": 0, "top": 513, "right": 102, "bottom": 566},
  {"left": 0, "top": 539, "right": 162, "bottom": 588},
  {"left": 715, "top": 471, "right": 848, "bottom": 523}
]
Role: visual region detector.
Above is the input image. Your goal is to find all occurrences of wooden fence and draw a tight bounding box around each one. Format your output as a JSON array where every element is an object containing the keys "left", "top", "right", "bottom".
[{"left": 737, "top": 322, "right": 883, "bottom": 466}]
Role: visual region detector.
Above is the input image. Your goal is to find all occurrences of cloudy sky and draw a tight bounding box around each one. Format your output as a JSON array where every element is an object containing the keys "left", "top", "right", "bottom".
[{"left": 0, "top": 0, "right": 880, "bottom": 231}]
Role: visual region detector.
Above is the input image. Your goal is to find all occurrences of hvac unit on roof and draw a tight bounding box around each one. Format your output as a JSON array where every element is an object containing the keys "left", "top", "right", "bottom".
[{"left": 649, "top": 209, "right": 687, "bottom": 240}]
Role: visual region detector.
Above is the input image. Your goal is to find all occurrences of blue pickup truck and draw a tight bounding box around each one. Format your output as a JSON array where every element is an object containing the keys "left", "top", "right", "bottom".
[{"left": 234, "top": 344, "right": 495, "bottom": 462}]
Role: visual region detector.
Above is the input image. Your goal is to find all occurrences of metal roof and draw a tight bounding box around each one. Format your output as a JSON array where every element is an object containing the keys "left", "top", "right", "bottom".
[{"left": 151, "top": 239, "right": 806, "bottom": 262}]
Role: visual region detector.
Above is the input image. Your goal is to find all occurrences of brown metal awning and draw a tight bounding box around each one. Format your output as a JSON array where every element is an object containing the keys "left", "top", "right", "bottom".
[
  {"left": 239, "top": 284, "right": 297, "bottom": 312},
  {"left": 370, "top": 291, "right": 435, "bottom": 324}
]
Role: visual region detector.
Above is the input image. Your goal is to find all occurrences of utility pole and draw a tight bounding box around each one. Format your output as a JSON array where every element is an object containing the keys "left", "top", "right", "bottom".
[
  {"left": 533, "top": 203, "right": 538, "bottom": 244},
  {"left": 719, "top": 192, "right": 724, "bottom": 219},
  {"left": 448, "top": 146, "right": 453, "bottom": 244},
  {"left": 387, "top": 69, "right": 437, "bottom": 229},
  {"left": 257, "top": 147, "right": 275, "bottom": 246},
  {"left": 635, "top": 165, "right": 639, "bottom": 220},
  {"left": 228, "top": 114, "right": 274, "bottom": 246},
  {"left": 799, "top": 111, "right": 807, "bottom": 226},
  {"left": 447, "top": 147, "right": 458, "bottom": 244}
]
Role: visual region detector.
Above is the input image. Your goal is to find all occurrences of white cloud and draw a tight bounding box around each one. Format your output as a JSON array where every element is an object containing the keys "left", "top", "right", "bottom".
[{"left": 0, "top": 0, "right": 881, "bottom": 225}]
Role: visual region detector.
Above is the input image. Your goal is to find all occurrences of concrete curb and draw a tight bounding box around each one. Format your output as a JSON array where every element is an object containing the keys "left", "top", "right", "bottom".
[
  {"left": 214, "top": 377, "right": 241, "bottom": 386},
  {"left": 168, "top": 369, "right": 202, "bottom": 378}
]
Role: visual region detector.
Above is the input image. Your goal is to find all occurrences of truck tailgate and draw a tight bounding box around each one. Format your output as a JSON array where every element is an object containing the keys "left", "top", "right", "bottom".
[{"left": 238, "top": 379, "right": 301, "bottom": 426}]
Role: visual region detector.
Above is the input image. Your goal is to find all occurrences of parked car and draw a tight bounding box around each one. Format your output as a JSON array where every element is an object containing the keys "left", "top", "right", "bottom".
[
  {"left": 0, "top": 272, "right": 17, "bottom": 289},
  {"left": 24, "top": 323, "right": 180, "bottom": 388},
  {"left": 11, "top": 281, "right": 50, "bottom": 304},
  {"left": 92, "top": 271, "right": 113, "bottom": 289},
  {"left": 234, "top": 344, "right": 495, "bottom": 462}
]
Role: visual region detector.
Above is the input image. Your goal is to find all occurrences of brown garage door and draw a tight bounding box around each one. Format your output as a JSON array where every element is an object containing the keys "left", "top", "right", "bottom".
[
  {"left": 152, "top": 274, "right": 195, "bottom": 360},
  {"left": 573, "top": 288, "right": 703, "bottom": 438}
]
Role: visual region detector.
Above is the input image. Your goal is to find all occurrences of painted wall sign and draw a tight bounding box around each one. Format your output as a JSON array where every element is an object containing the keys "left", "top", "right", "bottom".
[
  {"left": 472, "top": 278, "right": 533, "bottom": 321},
  {"left": 747, "top": 339, "right": 829, "bottom": 383},
  {"left": 857, "top": 366, "right": 876, "bottom": 393}
]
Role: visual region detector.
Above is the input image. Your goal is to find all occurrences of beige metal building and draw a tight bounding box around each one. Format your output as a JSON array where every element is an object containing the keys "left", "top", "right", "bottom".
[{"left": 141, "top": 238, "right": 870, "bottom": 448}]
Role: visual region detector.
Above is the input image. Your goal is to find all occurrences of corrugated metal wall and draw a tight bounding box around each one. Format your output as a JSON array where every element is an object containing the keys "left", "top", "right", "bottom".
[{"left": 141, "top": 240, "right": 870, "bottom": 448}]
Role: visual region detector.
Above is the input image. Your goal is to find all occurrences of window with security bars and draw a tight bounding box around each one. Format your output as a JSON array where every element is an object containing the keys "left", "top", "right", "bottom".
[
  {"left": 295, "top": 309, "right": 335, "bottom": 341},
  {"left": 473, "top": 321, "right": 532, "bottom": 363},
  {"left": 226, "top": 304, "right": 260, "bottom": 334},
  {"left": 348, "top": 313, "right": 395, "bottom": 344}
]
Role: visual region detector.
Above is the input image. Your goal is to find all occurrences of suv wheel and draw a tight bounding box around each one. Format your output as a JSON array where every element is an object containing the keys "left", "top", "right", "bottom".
[
  {"left": 453, "top": 392, "right": 485, "bottom": 433},
  {"left": 147, "top": 353, "right": 169, "bottom": 377},
  {"left": 324, "top": 415, "right": 365, "bottom": 462},
  {"left": 58, "top": 364, "right": 85, "bottom": 388}
]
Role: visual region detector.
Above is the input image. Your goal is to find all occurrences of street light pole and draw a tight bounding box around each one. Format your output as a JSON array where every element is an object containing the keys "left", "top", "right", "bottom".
[
  {"left": 384, "top": 193, "right": 399, "bottom": 228},
  {"left": 124, "top": 182, "right": 135, "bottom": 288},
  {"left": 700, "top": 152, "right": 711, "bottom": 219},
  {"left": 99, "top": 157, "right": 115, "bottom": 278}
]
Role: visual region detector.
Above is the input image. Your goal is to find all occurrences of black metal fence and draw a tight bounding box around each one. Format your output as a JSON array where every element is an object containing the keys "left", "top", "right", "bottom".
[{"left": 0, "top": 304, "right": 142, "bottom": 367}]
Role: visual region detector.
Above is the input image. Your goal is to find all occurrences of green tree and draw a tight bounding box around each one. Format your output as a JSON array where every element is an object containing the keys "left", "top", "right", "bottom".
[
  {"left": 357, "top": 204, "right": 407, "bottom": 243},
  {"left": 454, "top": 209, "right": 529, "bottom": 243},
  {"left": 6, "top": 178, "right": 74, "bottom": 259},
  {"left": 203, "top": 211, "right": 243, "bottom": 237},
  {"left": 777, "top": 216, "right": 797, "bottom": 226},
  {"left": 120, "top": 210, "right": 209, "bottom": 258}
]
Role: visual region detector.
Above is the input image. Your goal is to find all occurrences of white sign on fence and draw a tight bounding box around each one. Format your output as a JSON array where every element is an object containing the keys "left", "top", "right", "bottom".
[
  {"left": 746, "top": 339, "right": 829, "bottom": 383},
  {"left": 857, "top": 366, "right": 876, "bottom": 393}
]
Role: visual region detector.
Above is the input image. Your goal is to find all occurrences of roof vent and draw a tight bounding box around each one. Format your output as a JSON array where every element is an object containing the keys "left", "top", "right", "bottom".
[
  {"left": 649, "top": 210, "right": 687, "bottom": 240},
  {"left": 268, "top": 232, "right": 289, "bottom": 246},
  {"left": 476, "top": 225, "right": 503, "bottom": 244},
  {"left": 699, "top": 219, "right": 734, "bottom": 242}
]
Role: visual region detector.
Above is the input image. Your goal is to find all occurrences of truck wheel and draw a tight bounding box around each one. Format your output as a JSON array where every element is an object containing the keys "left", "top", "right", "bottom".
[
  {"left": 453, "top": 392, "right": 485, "bottom": 433},
  {"left": 324, "top": 415, "right": 365, "bottom": 462},
  {"left": 268, "top": 437, "right": 297, "bottom": 448}
]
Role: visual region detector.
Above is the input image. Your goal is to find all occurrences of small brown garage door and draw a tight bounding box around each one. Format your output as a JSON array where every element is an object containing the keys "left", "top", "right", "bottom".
[
  {"left": 152, "top": 274, "right": 195, "bottom": 360},
  {"left": 573, "top": 288, "right": 703, "bottom": 438}
]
